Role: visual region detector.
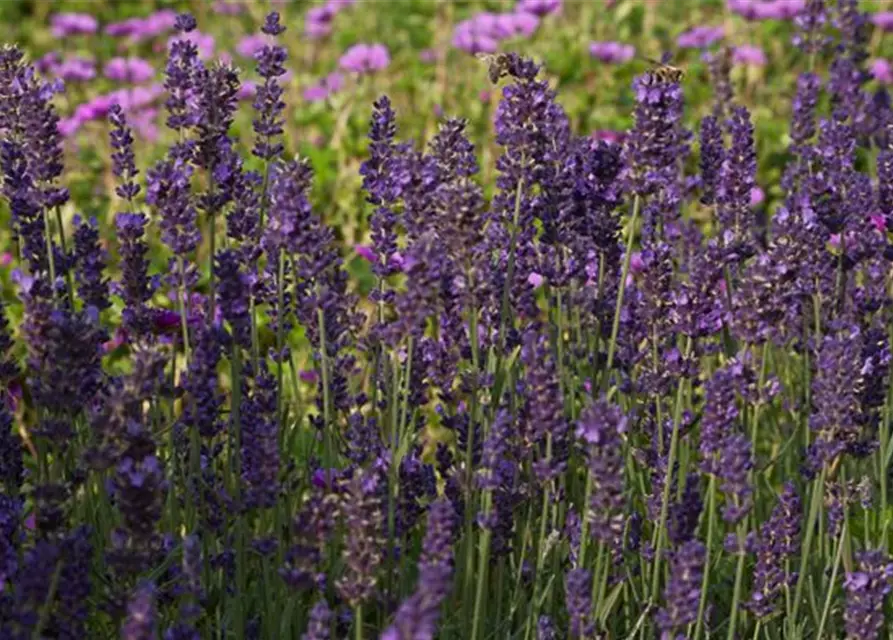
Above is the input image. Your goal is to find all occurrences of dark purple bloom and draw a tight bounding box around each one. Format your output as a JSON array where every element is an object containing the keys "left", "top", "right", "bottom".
[
  {"left": 522, "top": 327, "right": 569, "bottom": 482},
  {"left": 335, "top": 467, "right": 385, "bottom": 607},
  {"left": 655, "top": 539, "right": 705, "bottom": 634},
  {"left": 717, "top": 105, "right": 757, "bottom": 246},
  {"left": 252, "top": 13, "right": 288, "bottom": 161},
  {"left": 147, "top": 155, "right": 199, "bottom": 256},
  {"left": 844, "top": 550, "right": 893, "bottom": 640},
  {"left": 382, "top": 499, "right": 456, "bottom": 640},
  {"left": 576, "top": 399, "right": 627, "bottom": 551},
  {"left": 793, "top": 0, "right": 831, "bottom": 53},
  {"left": 115, "top": 213, "right": 154, "bottom": 338},
  {"left": 699, "top": 115, "right": 724, "bottom": 205},
  {"left": 73, "top": 216, "right": 110, "bottom": 312},
  {"left": 240, "top": 363, "right": 280, "bottom": 509},
  {"left": 164, "top": 15, "right": 203, "bottom": 132},
  {"left": 565, "top": 568, "right": 593, "bottom": 638},
  {"left": 121, "top": 581, "right": 157, "bottom": 640},
  {"left": 746, "top": 483, "right": 802, "bottom": 618},
  {"left": 537, "top": 616, "right": 558, "bottom": 640},
  {"left": 214, "top": 249, "right": 251, "bottom": 347},
  {"left": 302, "top": 600, "right": 332, "bottom": 640}
]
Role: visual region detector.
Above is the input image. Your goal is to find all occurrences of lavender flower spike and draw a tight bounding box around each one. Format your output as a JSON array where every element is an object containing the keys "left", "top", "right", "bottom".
[{"left": 844, "top": 550, "right": 893, "bottom": 640}]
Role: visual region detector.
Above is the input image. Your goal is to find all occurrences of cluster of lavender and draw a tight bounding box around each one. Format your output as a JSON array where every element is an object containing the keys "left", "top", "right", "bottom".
[{"left": 3, "top": 1, "right": 893, "bottom": 638}]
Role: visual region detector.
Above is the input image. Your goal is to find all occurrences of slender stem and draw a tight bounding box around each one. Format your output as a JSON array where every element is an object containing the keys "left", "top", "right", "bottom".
[
  {"left": 816, "top": 521, "right": 847, "bottom": 640},
  {"left": 42, "top": 208, "right": 57, "bottom": 294},
  {"left": 177, "top": 256, "right": 192, "bottom": 362},
  {"left": 471, "top": 490, "right": 493, "bottom": 640},
  {"left": 694, "top": 475, "right": 717, "bottom": 640},
  {"left": 602, "top": 195, "right": 641, "bottom": 392},
  {"left": 497, "top": 174, "right": 525, "bottom": 356},
  {"left": 727, "top": 522, "right": 748, "bottom": 640},
  {"left": 790, "top": 467, "right": 826, "bottom": 630},
  {"left": 354, "top": 605, "right": 363, "bottom": 640},
  {"left": 649, "top": 335, "right": 692, "bottom": 600}
]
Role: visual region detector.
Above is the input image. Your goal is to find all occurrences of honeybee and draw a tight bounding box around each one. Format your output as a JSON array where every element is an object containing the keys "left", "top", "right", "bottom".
[
  {"left": 639, "top": 55, "right": 685, "bottom": 85},
  {"left": 476, "top": 52, "right": 511, "bottom": 84}
]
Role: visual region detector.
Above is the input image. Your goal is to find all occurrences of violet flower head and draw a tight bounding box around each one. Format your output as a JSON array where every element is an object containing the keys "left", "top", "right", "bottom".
[
  {"left": 301, "top": 600, "right": 332, "bottom": 640},
  {"left": 624, "top": 70, "right": 688, "bottom": 195},
  {"left": 452, "top": 16, "right": 499, "bottom": 54},
  {"left": 240, "top": 363, "right": 280, "bottom": 509},
  {"left": 793, "top": 0, "right": 830, "bottom": 54},
  {"left": 339, "top": 43, "right": 390, "bottom": 74},
  {"left": 252, "top": 12, "right": 288, "bottom": 161},
  {"left": 236, "top": 34, "right": 274, "bottom": 59},
  {"left": 791, "top": 72, "right": 821, "bottom": 152},
  {"left": 335, "top": 467, "right": 385, "bottom": 607},
  {"left": 146, "top": 156, "right": 199, "bottom": 256},
  {"left": 214, "top": 249, "right": 251, "bottom": 347},
  {"left": 716, "top": 105, "right": 757, "bottom": 245},
  {"left": 51, "top": 12, "right": 98, "bottom": 37},
  {"left": 164, "top": 14, "right": 204, "bottom": 132},
  {"left": 733, "top": 44, "right": 767, "bottom": 66},
  {"left": 121, "top": 581, "right": 157, "bottom": 640},
  {"left": 746, "top": 483, "right": 802, "bottom": 618},
  {"left": 872, "top": 11, "right": 893, "bottom": 32},
  {"left": 844, "top": 550, "right": 893, "bottom": 640},
  {"left": 51, "top": 56, "right": 96, "bottom": 82},
  {"left": 115, "top": 213, "right": 154, "bottom": 337},
  {"left": 576, "top": 399, "right": 627, "bottom": 551},
  {"left": 699, "top": 115, "right": 724, "bottom": 205},
  {"left": 565, "top": 568, "right": 593, "bottom": 638},
  {"left": 655, "top": 539, "right": 705, "bottom": 635},
  {"left": 305, "top": 5, "right": 337, "bottom": 39},
  {"left": 73, "top": 216, "right": 110, "bottom": 312},
  {"left": 537, "top": 616, "right": 558, "bottom": 640},
  {"left": 382, "top": 499, "right": 456, "bottom": 640},
  {"left": 589, "top": 41, "right": 636, "bottom": 64},
  {"left": 516, "top": 0, "right": 562, "bottom": 17},
  {"left": 104, "top": 57, "right": 155, "bottom": 84},
  {"left": 677, "top": 25, "right": 725, "bottom": 49}
]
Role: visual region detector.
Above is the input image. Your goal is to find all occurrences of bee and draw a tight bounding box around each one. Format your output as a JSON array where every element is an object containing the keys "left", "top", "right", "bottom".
[
  {"left": 476, "top": 52, "right": 511, "bottom": 84},
  {"left": 638, "top": 55, "right": 685, "bottom": 85}
]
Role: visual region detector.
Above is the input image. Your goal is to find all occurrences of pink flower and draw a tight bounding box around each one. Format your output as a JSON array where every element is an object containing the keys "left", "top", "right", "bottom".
[
  {"left": 750, "top": 186, "right": 765, "bottom": 206},
  {"left": 236, "top": 34, "right": 274, "bottom": 58},
  {"left": 0, "top": 252, "right": 12, "bottom": 267},
  {"left": 479, "top": 90, "right": 492, "bottom": 104},
  {"left": 871, "top": 213, "right": 887, "bottom": 233},
  {"left": 355, "top": 244, "right": 376, "bottom": 262},
  {"left": 527, "top": 272, "right": 545, "bottom": 288},
  {"left": 677, "top": 25, "right": 725, "bottom": 49},
  {"left": 629, "top": 251, "right": 645, "bottom": 275},
  {"left": 871, "top": 59, "right": 893, "bottom": 85},
  {"left": 339, "top": 43, "right": 390, "bottom": 73},
  {"left": 733, "top": 45, "right": 767, "bottom": 67},
  {"left": 300, "top": 369, "right": 320, "bottom": 384},
  {"left": 872, "top": 11, "right": 893, "bottom": 32}
]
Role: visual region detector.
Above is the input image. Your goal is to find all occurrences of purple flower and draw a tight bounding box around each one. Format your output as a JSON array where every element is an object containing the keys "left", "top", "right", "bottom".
[
  {"left": 305, "top": 5, "right": 337, "bottom": 39},
  {"left": 872, "top": 11, "right": 893, "bottom": 31},
  {"left": 589, "top": 41, "right": 635, "bottom": 64},
  {"left": 106, "top": 10, "right": 177, "bottom": 41},
  {"left": 565, "top": 569, "right": 593, "bottom": 638},
  {"left": 717, "top": 105, "right": 757, "bottom": 245},
  {"left": 511, "top": 11, "right": 540, "bottom": 36},
  {"left": 382, "top": 499, "right": 456, "bottom": 639},
  {"left": 51, "top": 56, "right": 96, "bottom": 82},
  {"left": 104, "top": 57, "right": 155, "bottom": 83},
  {"left": 214, "top": 0, "right": 244, "bottom": 15},
  {"left": 240, "top": 364, "right": 280, "bottom": 509},
  {"left": 844, "top": 550, "right": 893, "bottom": 640},
  {"left": 577, "top": 399, "right": 627, "bottom": 551},
  {"left": 699, "top": 115, "right": 724, "bottom": 205},
  {"left": 236, "top": 34, "right": 274, "bottom": 58},
  {"left": 655, "top": 539, "right": 705, "bottom": 634},
  {"left": 730, "top": 0, "right": 805, "bottom": 20},
  {"left": 146, "top": 156, "right": 199, "bottom": 256},
  {"left": 677, "top": 25, "right": 725, "bottom": 49},
  {"left": 303, "top": 72, "right": 344, "bottom": 102},
  {"left": 339, "top": 43, "right": 390, "bottom": 73},
  {"left": 733, "top": 44, "right": 767, "bottom": 66},
  {"left": 452, "top": 16, "right": 499, "bottom": 54},
  {"left": 121, "top": 582, "right": 157, "bottom": 640},
  {"left": 335, "top": 467, "right": 385, "bottom": 607},
  {"left": 168, "top": 30, "right": 215, "bottom": 60},
  {"left": 302, "top": 600, "right": 332, "bottom": 639},
  {"left": 516, "top": 0, "right": 562, "bottom": 17},
  {"left": 252, "top": 12, "right": 288, "bottom": 161},
  {"left": 870, "top": 59, "right": 893, "bottom": 85},
  {"left": 746, "top": 483, "right": 802, "bottom": 618},
  {"left": 50, "top": 12, "right": 98, "bottom": 37},
  {"left": 73, "top": 216, "right": 110, "bottom": 312}
]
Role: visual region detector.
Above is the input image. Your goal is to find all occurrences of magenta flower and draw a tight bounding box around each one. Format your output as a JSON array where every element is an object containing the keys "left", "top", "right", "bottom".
[
  {"left": 592, "top": 129, "right": 625, "bottom": 145},
  {"left": 589, "top": 41, "right": 635, "bottom": 64},
  {"left": 303, "top": 72, "right": 343, "bottom": 102},
  {"left": 339, "top": 43, "right": 390, "bottom": 73},
  {"left": 213, "top": 0, "right": 245, "bottom": 14},
  {"left": 355, "top": 245, "right": 376, "bottom": 262},
  {"left": 106, "top": 10, "right": 177, "bottom": 41},
  {"left": 104, "top": 57, "right": 155, "bottom": 83},
  {"left": 512, "top": 12, "right": 540, "bottom": 36},
  {"left": 872, "top": 11, "right": 893, "bottom": 32},
  {"left": 729, "top": 0, "right": 804, "bottom": 21},
  {"left": 51, "top": 12, "right": 98, "bottom": 37},
  {"left": 677, "top": 25, "right": 725, "bottom": 49},
  {"left": 0, "top": 252, "right": 12, "bottom": 268},
  {"left": 51, "top": 56, "right": 96, "bottom": 82},
  {"left": 750, "top": 186, "right": 765, "bottom": 206},
  {"left": 733, "top": 45, "right": 767, "bottom": 66},
  {"left": 453, "top": 18, "right": 499, "bottom": 54},
  {"left": 527, "top": 272, "right": 545, "bottom": 288},
  {"left": 516, "top": 0, "right": 562, "bottom": 17},
  {"left": 238, "top": 80, "right": 258, "bottom": 101},
  {"left": 236, "top": 34, "right": 274, "bottom": 58},
  {"left": 871, "top": 59, "right": 893, "bottom": 85}
]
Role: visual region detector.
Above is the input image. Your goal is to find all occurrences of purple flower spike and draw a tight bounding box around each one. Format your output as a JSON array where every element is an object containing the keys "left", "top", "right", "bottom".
[
  {"left": 656, "top": 539, "right": 705, "bottom": 635},
  {"left": 589, "top": 41, "right": 635, "bottom": 64},
  {"left": 104, "top": 57, "right": 155, "bottom": 84},
  {"left": 733, "top": 44, "right": 767, "bottom": 66},
  {"left": 339, "top": 43, "right": 390, "bottom": 74},
  {"left": 844, "top": 550, "right": 893, "bottom": 640}
]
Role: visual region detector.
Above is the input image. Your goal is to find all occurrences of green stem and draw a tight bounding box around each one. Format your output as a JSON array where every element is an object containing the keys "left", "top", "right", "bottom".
[
  {"left": 471, "top": 490, "right": 493, "bottom": 640},
  {"left": 177, "top": 256, "right": 192, "bottom": 362},
  {"left": 649, "top": 335, "right": 692, "bottom": 600},
  {"left": 790, "top": 467, "right": 826, "bottom": 630},
  {"left": 354, "top": 605, "right": 363, "bottom": 640},
  {"left": 816, "top": 521, "right": 846, "bottom": 640},
  {"left": 694, "top": 475, "right": 717, "bottom": 640},
  {"left": 602, "top": 195, "right": 641, "bottom": 392},
  {"left": 497, "top": 174, "right": 525, "bottom": 355},
  {"left": 727, "top": 522, "right": 748, "bottom": 640}
]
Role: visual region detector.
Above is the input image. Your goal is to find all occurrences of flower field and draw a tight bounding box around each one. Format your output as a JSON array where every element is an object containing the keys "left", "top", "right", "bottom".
[{"left": 4, "top": 0, "right": 893, "bottom": 638}]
